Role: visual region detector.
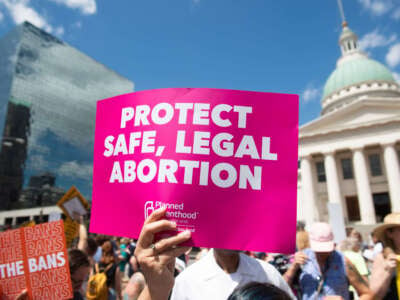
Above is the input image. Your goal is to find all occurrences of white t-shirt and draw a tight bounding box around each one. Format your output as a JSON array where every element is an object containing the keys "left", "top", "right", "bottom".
[{"left": 171, "top": 249, "right": 295, "bottom": 300}]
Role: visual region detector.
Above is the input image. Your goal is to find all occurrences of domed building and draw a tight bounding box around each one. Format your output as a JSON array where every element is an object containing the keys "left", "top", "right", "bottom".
[{"left": 298, "top": 21, "right": 400, "bottom": 232}]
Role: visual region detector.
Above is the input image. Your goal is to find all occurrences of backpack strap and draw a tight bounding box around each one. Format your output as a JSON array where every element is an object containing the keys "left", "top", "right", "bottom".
[
  {"left": 94, "top": 262, "right": 113, "bottom": 274},
  {"left": 94, "top": 263, "right": 100, "bottom": 274},
  {"left": 103, "top": 263, "right": 113, "bottom": 273}
]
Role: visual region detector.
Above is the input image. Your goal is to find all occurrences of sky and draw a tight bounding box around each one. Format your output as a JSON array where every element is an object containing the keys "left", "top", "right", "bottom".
[{"left": 0, "top": 0, "right": 399, "bottom": 125}]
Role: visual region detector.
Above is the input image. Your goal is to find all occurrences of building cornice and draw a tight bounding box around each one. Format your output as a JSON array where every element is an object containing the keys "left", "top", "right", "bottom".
[
  {"left": 300, "top": 117, "right": 400, "bottom": 140},
  {"left": 300, "top": 97, "right": 400, "bottom": 139}
]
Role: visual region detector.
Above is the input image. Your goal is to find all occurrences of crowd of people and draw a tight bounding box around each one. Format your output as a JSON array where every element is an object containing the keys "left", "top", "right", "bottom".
[{"left": 6, "top": 208, "right": 400, "bottom": 299}]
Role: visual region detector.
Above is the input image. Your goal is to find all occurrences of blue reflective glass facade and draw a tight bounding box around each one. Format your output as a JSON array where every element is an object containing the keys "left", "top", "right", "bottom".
[{"left": 0, "top": 22, "right": 134, "bottom": 210}]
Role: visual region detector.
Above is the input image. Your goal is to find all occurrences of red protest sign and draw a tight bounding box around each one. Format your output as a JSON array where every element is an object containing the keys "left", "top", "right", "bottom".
[{"left": 0, "top": 220, "right": 73, "bottom": 300}]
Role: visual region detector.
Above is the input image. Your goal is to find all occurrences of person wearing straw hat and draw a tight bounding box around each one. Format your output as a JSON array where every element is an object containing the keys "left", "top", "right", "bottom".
[{"left": 370, "top": 212, "right": 400, "bottom": 299}]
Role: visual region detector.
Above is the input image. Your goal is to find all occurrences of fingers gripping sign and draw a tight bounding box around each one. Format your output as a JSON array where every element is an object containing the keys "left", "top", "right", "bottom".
[{"left": 135, "top": 207, "right": 191, "bottom": 300}]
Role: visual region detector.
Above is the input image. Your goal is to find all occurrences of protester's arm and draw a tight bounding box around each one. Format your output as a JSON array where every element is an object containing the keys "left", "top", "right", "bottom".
[
  {"left": 130, "top": 255, "right": 139, "bottom": 273},
  {"left": 135, "top": 207, "right": 191, "bottom": 300},
  {"left": 2, "top": 290, "right": 29, "bottom": 300},
  {"left": 76, "top": 214, "right": 88, "bottom": 252},
  {"left": 370, "top": 252, "right": 397, "bottom": 299},
  {"left": 115, "top": 267, "right": 123, "bottom": 300},
  {"left": 345, "top": 258, "right": 373, "bottom": 300},
  {"left": 358, "top": 261, "right": 370, "bottom": 285},
  {"left": 283, "top": 251, "right": 307, "bottom": 285},
  {"left": 117, "top": 249, "right": 123, "bottom": 261}
]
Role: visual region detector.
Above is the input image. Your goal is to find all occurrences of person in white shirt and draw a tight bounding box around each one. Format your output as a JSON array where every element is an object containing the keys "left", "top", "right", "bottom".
[
  {"left": 134, "top": 207, "right": 294, "bottom": 300},
  {"left": 170, "top": 248, "right": 295, "bottom": 300}
]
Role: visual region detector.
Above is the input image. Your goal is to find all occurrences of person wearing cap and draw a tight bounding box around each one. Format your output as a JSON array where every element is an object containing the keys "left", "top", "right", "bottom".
[
  {"left": 370, "top": 212, "right": 400, "bottom": 299},
  {"left": 284, "top": 222, "right": 373, "bottom": 300}
]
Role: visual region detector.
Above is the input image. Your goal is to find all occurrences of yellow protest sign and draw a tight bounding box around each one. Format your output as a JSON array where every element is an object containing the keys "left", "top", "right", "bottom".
[
  {"left": 64, "top": 217, "right": 79, "bottom": 248},
  {"left": 57, "top": 186, "right": 90, "bottom": 220},
  {"left": 20, "top": 220, "right": 35, "bottom": 227}
]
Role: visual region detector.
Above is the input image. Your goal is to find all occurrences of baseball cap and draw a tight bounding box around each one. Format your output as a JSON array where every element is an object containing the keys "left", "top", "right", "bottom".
[{"left": 309, "top": 222, "right": 335, "bottom": 252}]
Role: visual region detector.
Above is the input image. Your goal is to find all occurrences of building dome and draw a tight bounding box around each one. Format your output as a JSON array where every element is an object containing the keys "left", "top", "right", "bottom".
[
  {"left": 321, "top": 23, "right": 400, "bottom": 115},
  {"left": 322, "top": 57, "right": 396, "bottom": 99}
]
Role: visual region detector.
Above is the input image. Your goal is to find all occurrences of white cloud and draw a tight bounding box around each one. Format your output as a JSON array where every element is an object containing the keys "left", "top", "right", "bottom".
[
  {"left": 0, "top": 0, "right": 96, "bottom": 35},
  {"left": 58, "top": 160, "right": 93, "bottom": 180},
  {"left": 72, "top": 20, "right": 82, "bottom": 28},
  {"left": 359, "top": 29, "right": 397, "bottom": 50},
  {"left": 358, "top": 0, "right": 393, "bottom": 16},
  {"left": 392, "top": 7, "right": 400, "bottom": 20},
  {"left": 302, "top": 85, "right": 321, "bottom": 103},
  {"left": 29, "top": 154, "right": 49, "bottom": 171},
  {"left": 371, "top": 1, "right": 392, "bottom": 15},
  {"left": 393, "top": 72, "right": 400, "bottom": 83},
  {"left": 386, "top": 43, "right": 400, "bottom": 68},
  {"left": 54, "top": 25, "right": 64, "bottom": 36},
  {"left": 48, "top": 0, "right": 96, "bottom": 15},
  {"left": 30, "top": 143, "right": 51, "bottom": 155},
  {"left": 0, "top": 0, "right": 53, "bottom": 32}
]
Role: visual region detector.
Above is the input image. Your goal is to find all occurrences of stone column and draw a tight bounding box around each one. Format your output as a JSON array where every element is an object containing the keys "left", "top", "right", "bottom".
[
  {"left": 382, "top": 142, "right": 400, "bottom": 212},
  {"left": 324, "top": 151, "right": 346, "bottom": 232},
  {"left": 324, "top": 152, "right": 342, "bottom": 204},
  {"left": 352, "top": 147, "right": 376, "bottom": 224},
  {"left": 300, "top": 155, "right": 319, "bottom": 226}
]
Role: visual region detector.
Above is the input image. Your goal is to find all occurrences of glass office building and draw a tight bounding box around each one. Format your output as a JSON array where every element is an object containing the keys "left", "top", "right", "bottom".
[{"left": 0, "top": 22, "right": 134, "bottom": 210}]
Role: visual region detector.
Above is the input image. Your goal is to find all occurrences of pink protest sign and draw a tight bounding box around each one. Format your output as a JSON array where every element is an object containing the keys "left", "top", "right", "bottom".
[{"left": 90, "top": 88, "right": 298, "bottom": 253}]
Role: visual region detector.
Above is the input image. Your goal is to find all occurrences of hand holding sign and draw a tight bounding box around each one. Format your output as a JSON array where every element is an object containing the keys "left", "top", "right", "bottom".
[
  {"left": 135, "top": 206, "right": 191, "bottom": 300},
  {"left": 0, "top": 289, "right": 29, "bottom": 300},
  {"left": 16, "top": 289, "right": 28, "bottom": 300},
  {"left": 72, "top": 212, "right": 84, "bottom": 224}
]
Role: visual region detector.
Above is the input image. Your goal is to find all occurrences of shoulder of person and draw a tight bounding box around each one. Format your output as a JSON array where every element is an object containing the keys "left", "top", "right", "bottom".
[
  {"left": 171, "top": 254, "right": 212, "bottom": 300},
  {"left": 175, "top": 251, "right": 213, "bottom": 283},
  {"left": 247, "top": 255, "right": 296, "bottom": 300},
  {"left": 246, "top": 255, "right": 285, "bottom": 282}
]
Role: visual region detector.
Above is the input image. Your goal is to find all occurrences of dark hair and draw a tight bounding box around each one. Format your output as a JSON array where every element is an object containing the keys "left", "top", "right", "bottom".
[
  {"left": 100, "top": 240, "right": 115, "bottom": 265},
  {"left": 87, "top": 237, "right": 98, "bottom": 257},
  {"left": 253, "top": 252, "right": 266, "bottom": 260},
  {"left": 95, "top": 235, "right": 110, "bottom": 246},
  {"left": 68, "top": 249, "right": 90, "bottom": 275},
  {"left": 296, "top": 221, "right": 306, "bottom": 232},
  {"left": 227, "top": 282, "right": 292, "bottom": 300}
]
